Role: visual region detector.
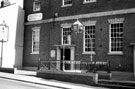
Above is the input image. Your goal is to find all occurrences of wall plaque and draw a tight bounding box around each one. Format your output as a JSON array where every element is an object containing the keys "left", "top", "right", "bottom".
[{"left": 28, "top": 13, "right": 43, "bottom": 21}]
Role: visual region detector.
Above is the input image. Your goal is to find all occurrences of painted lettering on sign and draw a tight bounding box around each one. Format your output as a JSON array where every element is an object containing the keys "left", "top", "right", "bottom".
[{"left": 28, "top": 13, "right": 43, "bottom": 21}]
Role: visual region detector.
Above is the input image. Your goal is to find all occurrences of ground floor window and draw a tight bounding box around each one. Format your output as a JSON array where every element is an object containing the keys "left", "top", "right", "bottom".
[
  {"left": 108, "top": 18, "right": 124, "bottom": 54},
  {"left": 32, "top": 27, "right": 40, "bottom": 54},
  {"left": 84, "top": 25, "right": 96, "bottom": 53}
]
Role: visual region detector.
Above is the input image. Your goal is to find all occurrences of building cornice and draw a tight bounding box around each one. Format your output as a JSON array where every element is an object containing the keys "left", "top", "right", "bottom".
[{"left": 25, "top": 8, "right": 135, "bottom": 25}]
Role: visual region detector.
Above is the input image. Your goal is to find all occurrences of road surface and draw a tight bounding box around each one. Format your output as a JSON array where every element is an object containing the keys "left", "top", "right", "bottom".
[{"left": 0, "top": 78, "right": 64, "bottom": 89}]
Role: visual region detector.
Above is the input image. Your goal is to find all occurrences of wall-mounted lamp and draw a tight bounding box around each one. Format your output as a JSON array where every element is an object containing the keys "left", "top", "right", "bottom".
[{"left": 72, "top": 19, "right": 84, "bottom": 34}]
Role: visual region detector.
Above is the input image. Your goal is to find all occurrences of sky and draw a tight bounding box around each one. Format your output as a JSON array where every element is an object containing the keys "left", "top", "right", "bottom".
[
  {"left": 10, "top": 0, "right": 17, "bottom": 3},
  {"left": 10, "top": 0, "right": 23, "bottom": 8}
]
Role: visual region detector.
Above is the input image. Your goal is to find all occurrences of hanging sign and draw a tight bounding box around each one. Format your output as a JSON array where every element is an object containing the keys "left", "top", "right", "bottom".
[{"left": 0, "top": 21, "right": 9, "bottom": 42}]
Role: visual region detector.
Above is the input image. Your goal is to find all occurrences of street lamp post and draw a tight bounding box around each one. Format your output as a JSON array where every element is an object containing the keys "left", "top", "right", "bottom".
[
  {"left": 0, "top": 39, "right": 4, "bottom": 67},
  {"left": 72, "top": 19, "right": 96, "bottom": 72},
  {"left": 0, "top": 20, "right": 9, "bottom": 67}
]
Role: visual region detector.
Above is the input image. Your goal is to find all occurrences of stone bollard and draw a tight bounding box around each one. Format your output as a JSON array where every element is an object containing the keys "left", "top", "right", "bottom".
[
  {"left": 93, "top": 73, "right": 98, "bottom": 84},
  {"left": 109, "top": 72, "right": 112, "bottom": 80}
]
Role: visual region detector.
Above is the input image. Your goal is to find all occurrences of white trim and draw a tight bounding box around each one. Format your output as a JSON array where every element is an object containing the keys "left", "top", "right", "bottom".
[
  {"left": 60, "top": 23, "right": 72, "bottom": 27},
  {"left": 30, "top": 52, "right": 39, "bottom": 54},
  {"left": 109, "top": 23, "right": 111, "bottom": 54},
  {"left": 25, "top": 8, "right": 135, "bottom": 25},
  {"left": 83, "top": 0, "right": 96, "bottom": 4},
  {"left": 32, "top": 26, "right": 40, "bottom": 31},
  {"left": 107, "top": 52, "right": 123, "bottom": 55},
  {"left": 108, "top": 18, "right": 125, "bottom": 24},
  {"left": 83, "top": 20, "right": 96, "bottom": 26},
  {"left": 61, "top": 4, "right": 72, "bottom": 7},
  {"left": 56, "top": 47, "right": 75, "bottom": 71},
  {"left": 82, "top": 52, "right": 96, "bottom": 55}
]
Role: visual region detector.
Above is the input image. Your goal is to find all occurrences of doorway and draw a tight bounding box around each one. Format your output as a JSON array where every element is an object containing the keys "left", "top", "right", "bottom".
[{"left": 60, "top": 48, "right": 71, "bottom": 70}]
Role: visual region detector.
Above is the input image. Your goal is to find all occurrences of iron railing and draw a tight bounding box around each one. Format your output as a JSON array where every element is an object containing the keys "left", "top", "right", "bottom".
[{"left": 38, "top": 60, "right": 110, "bottom": 73}]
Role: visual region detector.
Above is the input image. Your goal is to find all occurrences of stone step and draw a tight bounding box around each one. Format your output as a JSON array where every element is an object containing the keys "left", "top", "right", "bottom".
[
  {"left": 98, "top": 80, "right": 135, "bottom": 88},
  {"left": 14, "top": 69, "right": 37, "bottom": 76}
]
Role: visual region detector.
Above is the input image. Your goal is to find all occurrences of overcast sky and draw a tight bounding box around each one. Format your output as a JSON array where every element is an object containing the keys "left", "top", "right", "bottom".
[{"left": 10, "top": 0, "right": 16, "bottom": 3}]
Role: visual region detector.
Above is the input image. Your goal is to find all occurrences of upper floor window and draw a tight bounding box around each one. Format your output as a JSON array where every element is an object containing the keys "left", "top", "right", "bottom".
[
  {"left": 33, "top": 0, "right": 41, "bottom": 12},
  {"left": 62, "top": 27, "right": 72, "bottom": 45},
  {"left": 83, "top": 0, "right": 96, "bottom": 4},
  {"left": 62, "top": 0, "right": 72, "bottom": 7},
  {"left": 108, "top": 18, "right": 124, "bottom": 55},
  {"left": 32, "top": 27, "right": 40, "bottom": 54}
]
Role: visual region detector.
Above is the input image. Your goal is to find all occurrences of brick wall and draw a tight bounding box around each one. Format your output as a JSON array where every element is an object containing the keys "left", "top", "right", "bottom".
[
  {"left": 23, "top": 0, "right": 135, "bottom": 72},
  {"left": 24, "top": 0, "right": 135, "bottom": 21}
]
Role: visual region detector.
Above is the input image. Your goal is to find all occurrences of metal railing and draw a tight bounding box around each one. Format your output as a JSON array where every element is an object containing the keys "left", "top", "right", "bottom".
[{"left": 38, "top": 60, "right": 110, "bottom": 73}]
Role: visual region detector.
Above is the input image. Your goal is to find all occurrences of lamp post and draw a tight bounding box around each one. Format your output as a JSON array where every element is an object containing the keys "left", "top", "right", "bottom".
[
  {"left": 72, "top": 19, "right": 95, "bottom": 72},
  {"left": 0, "top": 20, "right": 9, "bottom": 67}
]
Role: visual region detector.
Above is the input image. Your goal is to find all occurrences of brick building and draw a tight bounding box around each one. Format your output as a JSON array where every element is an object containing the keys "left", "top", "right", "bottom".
[{"left": 23, "top": 0, "right": 135, "bottom": 75}]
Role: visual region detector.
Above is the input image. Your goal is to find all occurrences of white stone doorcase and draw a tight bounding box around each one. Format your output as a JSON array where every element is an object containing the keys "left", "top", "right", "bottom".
[{"left": 56, "top": 45, "right": 75, "bottom": 71}]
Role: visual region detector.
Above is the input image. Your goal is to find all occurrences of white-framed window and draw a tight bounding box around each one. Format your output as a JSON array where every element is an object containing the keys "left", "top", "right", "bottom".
[
  {"left": 83, "top": 0, "right": 96, "bottom": 4},
  {"left": 62, "top": 27, "right": 72, "bottom": 45},
  {"left": 32, "top": 27, "right": 40, "bottom": 54},
  {"left": 62, "top": 0, "right": 72, "bottom": 7},
  {"left": 84, "top": 25, "right": 96, "bottom": 54},
  {"left": 108, "top": 18, "right": 124, "bottom": 55},
  {"left": 33, "top": 0, "right": 41, "bottom": 12}
]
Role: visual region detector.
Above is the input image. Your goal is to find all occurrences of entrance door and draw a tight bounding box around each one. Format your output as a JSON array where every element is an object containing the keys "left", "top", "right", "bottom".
[{"left": 60, "top": 48, "right": 71, "bottom": 70}]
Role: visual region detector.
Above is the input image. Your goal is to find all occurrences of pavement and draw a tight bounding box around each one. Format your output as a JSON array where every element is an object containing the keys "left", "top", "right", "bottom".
[
  {"left": 0, "top": 70, "right": 135, "bottom": 88},
  {"left": 0, "top": 71, "right": 106, "bottom": 89}
]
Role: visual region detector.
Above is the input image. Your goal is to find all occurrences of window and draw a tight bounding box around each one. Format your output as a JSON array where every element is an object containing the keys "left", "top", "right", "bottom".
[
  {"left": 33, "top": 0, "right": 41, "bottom": 12},
  {"left": 84, "top": 25, "right": 95, "bottom": 53},
  {"left": 62, "top": 0, "right": 72, "bottom": 7},
  {"left": 109, "top": 23, "right": 123, "bottom": 54},
  {"left": 62, "top": 27, "right": 72, "bottom": 45},
  {"left": 32, "top": 27, "right": 40, "bottom": 54},
  {"left": 84, "top": 0, "right": 96, "bottom": 3},
  {"left": 108, "top": 18, "right": 124, "bottom": 54}
]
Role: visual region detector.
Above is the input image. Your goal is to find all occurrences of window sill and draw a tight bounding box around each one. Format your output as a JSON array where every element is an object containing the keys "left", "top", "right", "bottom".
[
  {"left": 33, "top": 10, "right": 40, "bottom": 12},
  {"left": 107, "top": 52, "right": 123, "bottom": 55},
  {"left": 82, "top": 52, "right": 96, "bottom": 55},
  {"left": 31, "top": 52, "right": 39, "bottom": 54},
  {"left": 61, "top": 4, "right": 72, "bottom": 7},
  {"left": 83, "top": 1, "right": 96, "bottom": 4}
]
